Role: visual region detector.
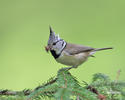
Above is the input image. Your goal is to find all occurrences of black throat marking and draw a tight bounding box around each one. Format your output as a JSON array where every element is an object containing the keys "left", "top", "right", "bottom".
[
  {"left": 50, "top": 50, "right": 60, "bottom": 59},
  {"left": 50, "top": 41, "right": 67, "bottom": 59}
]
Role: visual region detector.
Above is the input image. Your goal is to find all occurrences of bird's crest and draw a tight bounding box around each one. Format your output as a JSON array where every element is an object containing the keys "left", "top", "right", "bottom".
[{"left": 48, "top": 26, "right": 61, "bottom": 45}]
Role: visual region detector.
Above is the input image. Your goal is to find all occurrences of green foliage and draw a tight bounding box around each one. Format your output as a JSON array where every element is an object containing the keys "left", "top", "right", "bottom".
[
  {"left": 0, "top": 68, "right": 125, "bottom": 100},
  {"left": 90, "top": 73, "right": 125, "bottom": 100},
  {"left": 0, "top": 95, "right": 26, "bottom": 100},
  {"left": 27, "top": 68, "right": 98, "bottom": 100},
  {"left": 27, "top": 83, "right": 58, "bottom": 100}
]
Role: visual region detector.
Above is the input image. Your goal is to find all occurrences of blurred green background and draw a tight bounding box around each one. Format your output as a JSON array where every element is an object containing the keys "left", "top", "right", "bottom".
[{"left": 0, "top": 0, "right": 125, "bottom": 91}]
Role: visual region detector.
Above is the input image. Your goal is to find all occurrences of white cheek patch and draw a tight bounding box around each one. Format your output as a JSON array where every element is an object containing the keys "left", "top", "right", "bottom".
[{"left": 53, "top": 41, "right": 66, "bottom": 55}]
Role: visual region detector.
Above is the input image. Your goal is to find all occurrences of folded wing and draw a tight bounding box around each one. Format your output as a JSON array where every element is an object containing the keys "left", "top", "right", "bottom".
[{"left": 64, "top": 43, "right": 94, "bottom": 55}]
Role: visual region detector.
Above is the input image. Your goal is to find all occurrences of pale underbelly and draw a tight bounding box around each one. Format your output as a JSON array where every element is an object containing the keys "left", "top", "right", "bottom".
[{"left": 56, "top": 52, "right": 89, "bottom": 67}]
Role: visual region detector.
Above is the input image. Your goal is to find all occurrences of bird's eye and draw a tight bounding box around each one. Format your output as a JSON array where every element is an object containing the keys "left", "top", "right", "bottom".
[{"left": 53, "top": 43, "right": 56, "bottom": 45}]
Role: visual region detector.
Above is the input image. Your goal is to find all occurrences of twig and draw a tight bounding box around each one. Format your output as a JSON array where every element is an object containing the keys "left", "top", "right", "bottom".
[
  {"left": 35, "top": 78, "right": 57, "bottom": 90},
  {"left": 0, "top": 89, "right": 31, "bottom": 96}
]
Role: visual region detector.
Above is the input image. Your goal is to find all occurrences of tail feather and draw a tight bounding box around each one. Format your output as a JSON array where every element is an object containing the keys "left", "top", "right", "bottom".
[{"left": 94, "top": 47, "right": 113, "bottom": 51}]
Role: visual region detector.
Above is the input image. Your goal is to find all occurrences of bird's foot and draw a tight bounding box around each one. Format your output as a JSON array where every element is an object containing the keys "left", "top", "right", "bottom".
[{"left": 59, "top": 66, "right": 74, "bottom": 72}]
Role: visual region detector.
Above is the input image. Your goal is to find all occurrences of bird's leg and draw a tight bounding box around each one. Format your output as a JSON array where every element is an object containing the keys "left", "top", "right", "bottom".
[
  {"left": 59, "top": 66, "right": 79, "bottom": 72},
  {"left": 72, "top": 66, "right": 78, "bottom": 68},
  {"left": 59, "top": 66, "right": 74, "bottom": 71}
]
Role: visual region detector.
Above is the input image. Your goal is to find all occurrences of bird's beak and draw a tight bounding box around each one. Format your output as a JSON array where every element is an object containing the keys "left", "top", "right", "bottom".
[{"left": 45, "top": 45, "right": 50, "bottom": 52}]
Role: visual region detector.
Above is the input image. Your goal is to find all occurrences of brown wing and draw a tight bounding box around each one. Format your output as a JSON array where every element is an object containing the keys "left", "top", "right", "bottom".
[{"left": 64, "top": 43, "right": 94, "bottom": 55}]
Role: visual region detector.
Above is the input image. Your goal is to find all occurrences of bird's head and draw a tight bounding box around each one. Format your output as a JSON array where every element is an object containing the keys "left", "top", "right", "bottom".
[{"left": 45, "top": 26, "right": 66, "bottom": 55}]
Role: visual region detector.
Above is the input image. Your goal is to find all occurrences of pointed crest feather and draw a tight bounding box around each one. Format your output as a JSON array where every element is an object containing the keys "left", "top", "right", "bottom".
[
  {"left": 49, "top": 26, "right": 53, "bottom": 35},
  {"left": 48, "top": 26, "right": 62, "bottom": 45},
  {"left": 56, "top": 34, "right": 60, "bottom": 40}
]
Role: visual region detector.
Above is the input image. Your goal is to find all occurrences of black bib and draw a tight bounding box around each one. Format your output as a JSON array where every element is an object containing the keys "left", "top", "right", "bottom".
[{"left": 50, "top": 50, "right": 60, "bottom": 59}]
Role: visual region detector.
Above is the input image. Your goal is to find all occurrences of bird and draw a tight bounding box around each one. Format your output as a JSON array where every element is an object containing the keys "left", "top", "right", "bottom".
[{"left": 45, "top": 26, "right": 113, "bottom": 69}]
